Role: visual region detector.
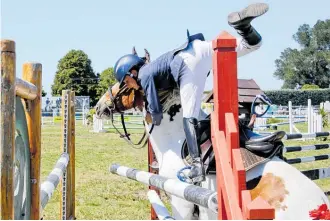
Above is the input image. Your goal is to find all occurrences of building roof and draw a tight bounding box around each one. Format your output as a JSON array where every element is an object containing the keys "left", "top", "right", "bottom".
[{"left": 203, "top": 79, "right": 264, "bottom": 104}]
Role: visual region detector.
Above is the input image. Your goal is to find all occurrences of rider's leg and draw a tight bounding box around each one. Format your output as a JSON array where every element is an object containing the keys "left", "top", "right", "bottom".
[
  {"left": 177, "top": 40, "right": 214, "bottom": 183},
  {"left": 228, "top": 3, "right": 269, "bottom": 57},
  {"left": 183, "top": 117, "right": 204, "bottom": 183},
  {"left": 158, "top": 40, "right": 213, "bottom": 220}
]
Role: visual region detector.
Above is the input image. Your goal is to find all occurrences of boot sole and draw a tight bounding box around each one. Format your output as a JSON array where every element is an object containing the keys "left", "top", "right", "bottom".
[{"left": 228, "top": 3, "right": 269, "bottom": 25}]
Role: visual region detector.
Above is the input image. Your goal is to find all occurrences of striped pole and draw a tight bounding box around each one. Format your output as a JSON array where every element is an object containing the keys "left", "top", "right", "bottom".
[
  {"left": 254, "top": 120, "right": 306, "bottom": 128},
  {"left": 147, "top": 190, "right": 174, "bottom": 220},
  {"left": 40, "top": 153, "right": 69, "bottom": 209},
  {"left": 284, "top": 154, "right": 330, "bottom": 164},
  {"left": 284, "top": 143, "right": 330, "bottom": 153},
  {"left": 284, "top": 132, "right": 330, "bottom": 140},
  {"left": 110, "top": 164, "right": 218, "bottom": 213},
  {"left": 259, "top": 116, "right": 306, "bottom": 119}
]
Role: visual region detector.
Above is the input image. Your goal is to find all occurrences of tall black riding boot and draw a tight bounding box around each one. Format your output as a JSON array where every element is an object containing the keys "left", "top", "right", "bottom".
[
  {"left": 183, "top": 117, "right": 205, "bottom": 183},
  {"left": 228, "top": 3, "right": 269, "bottom": 46}
]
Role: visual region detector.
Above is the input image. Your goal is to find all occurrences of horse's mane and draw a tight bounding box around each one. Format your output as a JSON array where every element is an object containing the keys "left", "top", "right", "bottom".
[{"left": 159, "top": 89, "right": 181, "bottom": 113}]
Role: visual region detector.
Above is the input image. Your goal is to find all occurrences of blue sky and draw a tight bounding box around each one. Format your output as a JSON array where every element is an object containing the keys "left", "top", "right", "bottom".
[{"left": 2, "top": 0, "right": 330, "bottom": 95}]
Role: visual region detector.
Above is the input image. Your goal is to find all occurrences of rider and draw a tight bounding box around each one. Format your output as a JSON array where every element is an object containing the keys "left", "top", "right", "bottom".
[{"left": 113, "top": 3, "right": 269, "bottom": 183}]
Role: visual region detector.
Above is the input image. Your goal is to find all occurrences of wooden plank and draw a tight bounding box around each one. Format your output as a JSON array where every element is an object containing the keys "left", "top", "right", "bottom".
[
  {"left": 225, "top": 113, "right": 239, "bottom": 166},
  {"left": 15, "top": 77, "right": 37, "bottom": 100},
  {"left": 1, "top": 39, "right": 16, "bottom": 220},
  {"left": 232, "top": 149, "right": 246, "bottom": 208},
  {"left": 211, "top": 118, "right": 243, "bottom": 219},
  {"left": 23, "top": 62, "right": 42, "bottom": 220}
]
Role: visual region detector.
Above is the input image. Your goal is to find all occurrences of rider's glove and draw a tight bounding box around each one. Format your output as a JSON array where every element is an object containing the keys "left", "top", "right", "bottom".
[{"left": 151, "top": 113, "right": 163, "bottom": 126}]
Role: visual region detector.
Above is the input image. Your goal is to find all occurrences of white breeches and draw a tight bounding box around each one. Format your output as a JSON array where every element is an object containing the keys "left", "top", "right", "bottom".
[
  {"left": 164, "top": 37, "right": 261, "bottom": 220},
  {"left": 177, "top": 37, "right": 262, "bottom": 119}
]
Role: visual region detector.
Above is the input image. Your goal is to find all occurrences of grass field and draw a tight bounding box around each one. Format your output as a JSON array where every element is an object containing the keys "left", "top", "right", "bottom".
[{"left": 40, "top": 121, "right": 330, "bottom": 220}]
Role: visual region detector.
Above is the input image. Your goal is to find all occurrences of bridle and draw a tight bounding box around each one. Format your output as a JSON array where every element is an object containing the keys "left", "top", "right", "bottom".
[{"left": 106, "top": 85, "right": 154, "bottom": 149}]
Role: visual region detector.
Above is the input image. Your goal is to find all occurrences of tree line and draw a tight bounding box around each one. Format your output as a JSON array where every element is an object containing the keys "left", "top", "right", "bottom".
[
  {"left": 274, "top": 19, "right": 329, "bottom": 89},
  {"left": 50, "top": 50, "right": 116, "bottom": 106},
  {"left": 50, "top": 19, "right": 329, "bottom": 106}
]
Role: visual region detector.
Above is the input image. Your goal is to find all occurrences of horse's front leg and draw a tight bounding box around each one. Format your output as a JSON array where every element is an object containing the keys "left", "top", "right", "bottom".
[
  {"left": 149, "top": 133, "right": 196, "bottom": 219},
  {"left": 157, "top": 151, "right": 197, "bottom": 220}
]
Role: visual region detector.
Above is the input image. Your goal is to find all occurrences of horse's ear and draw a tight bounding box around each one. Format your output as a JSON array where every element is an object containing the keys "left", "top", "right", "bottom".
[
  {"left": 132, "top": 46, "right": 137, "bottom": 56},
  {"left": 144, "top": 49, "right": 150, "bottom": 63}
]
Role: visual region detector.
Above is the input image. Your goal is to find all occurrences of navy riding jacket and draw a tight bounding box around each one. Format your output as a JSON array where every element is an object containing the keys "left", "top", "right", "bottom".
[{"left": 138, "top": 31, "right": 205, "bottom": 125}]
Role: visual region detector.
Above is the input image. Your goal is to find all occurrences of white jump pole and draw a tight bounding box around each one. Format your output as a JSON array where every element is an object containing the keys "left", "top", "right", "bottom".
[
  {"left": 82, "top": 99, "right": 86, "bottom": 125},
  {"left": 53, "top": 108, "right": 56, "bottom": 124},
  {"left": 289, "top": 101, "right": 293, "bottom": 134},
  {"left": 308, "top": 99, "right": 312, "bottom": 134},
  {"left": 147, "top": 190, "right": 174, "bottom": 220}
]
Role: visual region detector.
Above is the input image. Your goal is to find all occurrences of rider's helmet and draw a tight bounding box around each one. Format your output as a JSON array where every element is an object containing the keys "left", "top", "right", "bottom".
[{"left": 114, "top": 54, "right": 145, "bottom": 86}]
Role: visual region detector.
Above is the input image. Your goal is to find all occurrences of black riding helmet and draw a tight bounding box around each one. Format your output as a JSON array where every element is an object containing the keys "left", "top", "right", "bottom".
[{"left": 114, "top": 54, "right": 145, "bottom": 88}]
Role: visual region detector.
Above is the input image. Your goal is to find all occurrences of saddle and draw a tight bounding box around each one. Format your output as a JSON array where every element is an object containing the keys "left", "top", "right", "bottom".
[{"left": 182, "top": 118, "right": 286, "bottom": 174}]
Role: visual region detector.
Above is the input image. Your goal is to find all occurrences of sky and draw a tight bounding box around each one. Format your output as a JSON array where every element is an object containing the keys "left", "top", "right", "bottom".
[{"left": 1, "top": 0, "right": 330, "bottom": 95}]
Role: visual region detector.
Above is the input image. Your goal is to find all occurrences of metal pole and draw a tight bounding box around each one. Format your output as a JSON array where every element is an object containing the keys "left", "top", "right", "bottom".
[{"left": 110, "top": 164, "right": 218, "bottom": 213}]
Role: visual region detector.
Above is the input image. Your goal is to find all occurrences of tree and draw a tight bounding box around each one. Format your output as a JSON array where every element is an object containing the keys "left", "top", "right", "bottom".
[
  {"left": 51, "top": 50, "right": 99, "bottom": 105},
  {"left": 96, "top": 67, "right": 117, "bottom": 99},
  {"left": 273, "top": 19, "right": 330, "bottom": 89}
]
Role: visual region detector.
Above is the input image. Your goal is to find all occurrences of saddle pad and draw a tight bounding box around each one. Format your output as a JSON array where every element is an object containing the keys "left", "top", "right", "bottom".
[
  {"left": 240, "top": 144, "right": 282, "bottom": 171},
  {"left": 240, "top": 148, "right": 271, "bottom": 171}
]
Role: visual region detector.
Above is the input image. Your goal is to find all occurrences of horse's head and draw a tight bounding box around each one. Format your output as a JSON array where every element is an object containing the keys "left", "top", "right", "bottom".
[
  {"left": 95, "top": 47, "right": 150, "bottom": 119},
  {"left": 95, "top": 82, "right": 144, "bottom": 119}
]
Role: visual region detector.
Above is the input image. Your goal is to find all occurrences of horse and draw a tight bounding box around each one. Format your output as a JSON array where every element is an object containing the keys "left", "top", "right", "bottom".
[{"left": 95, "top": 54, "right": 329, "bottom": 220}]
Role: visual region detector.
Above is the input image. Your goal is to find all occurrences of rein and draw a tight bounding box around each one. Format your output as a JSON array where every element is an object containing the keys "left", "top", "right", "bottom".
[{"left": 107, "top": 86, "right": 154, "bottom": 149}]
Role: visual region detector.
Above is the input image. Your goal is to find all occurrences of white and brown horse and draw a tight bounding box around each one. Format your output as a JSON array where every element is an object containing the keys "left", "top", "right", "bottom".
[{"left": 95, "top": 52, "right": 329, "bottom": 220}]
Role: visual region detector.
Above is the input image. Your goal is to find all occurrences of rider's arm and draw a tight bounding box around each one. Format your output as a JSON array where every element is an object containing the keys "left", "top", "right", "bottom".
[{"left": 141, "top": 75, "right": 163, "bottom": 125}]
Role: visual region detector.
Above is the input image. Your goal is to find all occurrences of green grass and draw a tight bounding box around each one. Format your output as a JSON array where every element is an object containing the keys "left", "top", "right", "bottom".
[
  {"left": 41, "top": 123, "right": 152, "bottom": 220},
  {"left": 39, "top": 121, "right": 330, "bottom": 219}
]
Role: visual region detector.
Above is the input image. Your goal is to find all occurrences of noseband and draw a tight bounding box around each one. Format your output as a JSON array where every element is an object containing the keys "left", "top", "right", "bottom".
[{"left": 106, "top": 86, "right": 154, "bottom": 149}]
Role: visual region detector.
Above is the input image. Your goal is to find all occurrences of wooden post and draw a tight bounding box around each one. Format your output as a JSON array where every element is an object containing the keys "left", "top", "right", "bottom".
[
  {"left": 211, "top": 32, "right": 240, "bottom": 219},
  {"left": 212, "top": 31, "right": 238, "bottom": 133},
  {"left": 148, "top": 141, "right": 159, "bottom": 220},
  {"left": 211, "top": 31, "right": 275, "bottom": 219},
  {"left": 69, "top": 91, "right": 76, "bottom": 219},
  {"left": 60, "top": 90, "right": 72, "bottom": 220},
  {"left": 22, "top": 62, "right": 42, "bottom": 220},
  {"left": 1, "top": 39, "right": 16, "bottom": 220}
]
